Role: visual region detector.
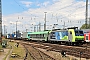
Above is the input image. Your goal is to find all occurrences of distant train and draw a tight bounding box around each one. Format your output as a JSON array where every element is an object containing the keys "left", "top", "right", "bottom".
[
  {"left": 7, "top": 27, "right": 85, "bottom": 45},
  {"left": 6, "top": 32, "right": 22, "bottom": 40}
]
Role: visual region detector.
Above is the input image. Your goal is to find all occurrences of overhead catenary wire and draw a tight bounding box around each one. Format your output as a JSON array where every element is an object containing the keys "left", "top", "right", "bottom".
[
  {"left": 51, "top": 4, "right": 86, "bottom": 19},
  {"left": 13, "top": 0, "right": 86, "bottom": 21},
  {"left": 51, "top": 4, "right": 86, "bottom": 24},
  {"left": 51, "top": 1, "right": 85, "bottom": 13},
  {"left": 13, "top": 0, "right": 26, "bottom": 11},
  {"left": 53, "top": 0, "right": 90, "bottom": 22},
  {"left": 50, "top": 4, "right": 86, "bottom": 28},
  {"left": 13, "top": 0, "right": 88, "bottom": 30},
  {"left": 50, "top": 0, "right": 86, "bottom": 19}
]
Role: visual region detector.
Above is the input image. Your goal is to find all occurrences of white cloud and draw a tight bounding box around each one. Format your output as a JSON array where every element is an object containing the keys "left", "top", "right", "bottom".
[
  {"left": 3, "top": 0, "right": 90, "bottom": 33},
  {"left": 43, "top": 1, "right": 50, "bottom": 6},
  {"left": 36, "top": 1, "right": 50, "bottom": 7},
  {"left": 21, "top": 1, "right": 32, "bottom": 7}
]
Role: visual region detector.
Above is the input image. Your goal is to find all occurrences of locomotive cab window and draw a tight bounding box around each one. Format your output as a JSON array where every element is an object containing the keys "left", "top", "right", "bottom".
[
  {"left": 86, "top": 36, "right": 88, "bottom": 40},
  {"left": 75, "top": 30, "right": 84, "bottom": 36},
  {"left": 28, "top": 34, "right": 30, "bottom": 36},
  {"left": 79, "top": 31, "right": 83, "bottom": 34},
  {"left": 75, "top": 31, "right": 79, "bottom": 36},
  {"left": 43, "top": 34, "right": 44, "bottom": 37},
  {"left": 79, "top": 31, "right": 84, "bottom": 36}
]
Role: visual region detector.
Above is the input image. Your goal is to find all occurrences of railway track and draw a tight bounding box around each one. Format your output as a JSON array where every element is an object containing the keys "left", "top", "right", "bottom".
[
  {"left": 23, "top": 44, "right": 56, "bottom": 60},
  {"left": 43, "top": 44, "right": 90, "bottom": 59},
  {"left": 13, "top": 40, "right": 90, "bottom": 59}
]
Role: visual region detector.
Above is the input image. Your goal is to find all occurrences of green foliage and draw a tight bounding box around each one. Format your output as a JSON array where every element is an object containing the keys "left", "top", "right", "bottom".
[{"left": 80, "top": 24, "right": 90, "bottom": 29}]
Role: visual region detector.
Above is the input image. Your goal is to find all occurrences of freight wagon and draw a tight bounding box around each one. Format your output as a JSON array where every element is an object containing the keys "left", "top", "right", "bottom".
[
  {"left": 22, "top": 32, "right": 31, "bottom": 40},
  {"left": 6, "top": 32, "right": 22, "bottom": 40},
  {"left": 6, "top": 34, "right": 15, "bottom": 39}
]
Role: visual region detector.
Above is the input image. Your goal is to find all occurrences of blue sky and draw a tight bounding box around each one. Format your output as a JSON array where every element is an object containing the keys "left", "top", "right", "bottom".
[
  {"left": 2, "top": 0, "right": 53, "bottom": 15},
  {"left": 2, "top": 0, "right": 89, "bottom": 15},
  {"left": 2, "top": 0, "right": 29, "bottom": 15},
  {"left": 2, "top": 0, "right": 90, "bottom": 34}
]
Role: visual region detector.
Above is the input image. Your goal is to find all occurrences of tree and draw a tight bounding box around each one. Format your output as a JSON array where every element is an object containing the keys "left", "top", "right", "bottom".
[{"left": 80, "top": 24, "right": 90, "bottom": 29}]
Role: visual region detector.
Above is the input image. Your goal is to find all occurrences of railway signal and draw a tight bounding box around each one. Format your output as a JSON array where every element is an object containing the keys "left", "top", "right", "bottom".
[{"left": 61, "top": 50, "right": 66, "bottom": 57}]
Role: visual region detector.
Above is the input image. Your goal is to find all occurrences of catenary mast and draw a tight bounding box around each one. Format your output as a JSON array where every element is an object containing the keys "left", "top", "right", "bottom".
[
  {"left": 85, "top": 0, "right": 88, "bottom": 28},
  {"left": 0, "top": 0, "right": 2, "bottom": 43}
]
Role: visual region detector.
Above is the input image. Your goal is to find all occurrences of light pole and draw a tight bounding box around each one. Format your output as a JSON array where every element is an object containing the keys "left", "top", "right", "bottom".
[
  {"left": 39, "top": 22, "right": 41, "bottom": 31},
  {"left": 34, "top": 26, "right": 36, "bottom": 32},
  {"left": 10, "top": 23, "right": 13, "bottom": 33},
  {"left": 61, "top": 21, "right": 66, "bottom": 29},
  {"left": 44, "top": 12, "right": 47, "bottom": 30},
  {"left": 35, "top": 25, "right": 38, "bottom": 32},
  {"left": 16, "top": 21, "right": 18, "bottom": 38},
  {"left": 4, "top": 25, "right": 5, "bottom": 36}
]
